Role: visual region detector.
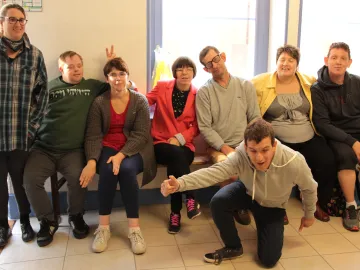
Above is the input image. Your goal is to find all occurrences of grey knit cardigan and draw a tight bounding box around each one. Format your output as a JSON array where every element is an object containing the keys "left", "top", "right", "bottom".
[{"left": 84, "top": 90, "right": 157, "bottom": 186}]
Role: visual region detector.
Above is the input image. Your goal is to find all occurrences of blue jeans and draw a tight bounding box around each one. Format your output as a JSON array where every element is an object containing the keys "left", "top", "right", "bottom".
[
  {"left": 98, "top": 147, "right": 143, "bottom": 217},
  {"left": 210, "top": 181, "right": 285, "bottom": 268}
]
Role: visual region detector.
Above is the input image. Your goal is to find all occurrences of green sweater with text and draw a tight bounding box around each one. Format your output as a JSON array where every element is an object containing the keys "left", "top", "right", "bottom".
[{"left": 33, "top": 77, "right": 109, "bottom": 152}]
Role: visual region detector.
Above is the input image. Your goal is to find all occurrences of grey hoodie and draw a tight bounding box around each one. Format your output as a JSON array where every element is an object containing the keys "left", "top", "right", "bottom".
[{"left": 177, "top": 140, "right": 317, "bottom": 218}]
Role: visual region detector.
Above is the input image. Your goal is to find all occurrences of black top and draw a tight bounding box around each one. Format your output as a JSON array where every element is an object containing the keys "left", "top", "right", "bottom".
[
  {"left": 311, "top": 65, "right": 360, "bottom": 146},
  {"left": 172, "top": 86, "right": 189, "bottom": 118}
]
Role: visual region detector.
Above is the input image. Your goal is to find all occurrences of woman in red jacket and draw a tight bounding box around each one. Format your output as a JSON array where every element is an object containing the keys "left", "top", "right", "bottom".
[{"left": 147, "top": 56, "right": 201, "bottom": 234}]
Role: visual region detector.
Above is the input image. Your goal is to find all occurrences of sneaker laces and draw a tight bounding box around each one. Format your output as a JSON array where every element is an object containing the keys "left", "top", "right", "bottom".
[
  {"left": 170, "top": 213, "right": 180, "bottom": 226},
  {"left": 347, "top": 206, "right": 357, "bottom": 220},
  {"left": 94, "top": 227, "right": 108, "bottom": 244},
  {"left": 186, "top": 198, "right": 196, "bottom": 212},
  {"left": 128, "top": 230, "right": 143, "bottom": 245},
  {"left": 212, "top": 247, "right": 233, "bottom": 265}
]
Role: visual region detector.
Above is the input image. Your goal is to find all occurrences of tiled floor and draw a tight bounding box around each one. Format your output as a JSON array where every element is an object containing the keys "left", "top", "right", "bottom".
[{"left": 1, "top": 198, "right": 360, "bottom": 269}]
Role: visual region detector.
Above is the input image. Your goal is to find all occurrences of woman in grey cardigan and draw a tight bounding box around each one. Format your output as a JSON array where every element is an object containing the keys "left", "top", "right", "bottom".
[{"left": 83, "top": 57, "right": 156, "bottom": 254}]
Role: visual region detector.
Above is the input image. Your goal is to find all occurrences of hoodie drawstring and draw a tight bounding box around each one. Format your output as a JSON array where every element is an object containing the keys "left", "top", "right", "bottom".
[{"left": 251, "top": 152, "right": 298, "bottom": 202}]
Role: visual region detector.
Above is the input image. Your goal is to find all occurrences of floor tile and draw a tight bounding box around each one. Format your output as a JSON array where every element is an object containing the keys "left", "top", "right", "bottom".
[
  {"left": 303, "top": 233, "right": 358, "bottom": 255},
  {"left": 64, "top": 249, "right": 135, "bottom": 269},
  {"left": 210, "top": 223, "right": 257, "bottom": 245},
  {"left": 139, "top": 205, "right": 169, "bottom": 228},
  {"left": 323, "top": 251, "right": 360, "bottom": 270},
  {"left": 147, "top": 268, "right": 185, "bottom": 270},
  {"left": 283, "top": 223, "right": 300, "bottom": 237},
  {"left": 280, "top": 255, "right": 332, "bottom": 269},
  {"left": 175, "top": 224, "right": 219, "bottom": 245},
  {"left": 233, "top": 260, "right": 284, "bottom": 269},
  {"left": 0, "top": 228, "right": 69, "bottom": 264},
  {"left": 66, "top": 222, "right": 130, "bottom": 256},
  {"left": 179, "top": 243, "right": 232, "bottom": 266},
  {"left": 135, "top": 245, "right": 184, "bottom": 269},
  {"left": 285, "top": 199, "right": 304, "bottom": 219},
  {"left": 289, "top": 218, "right": 337, "bottom": 235},
  {"left": 342, "top": 232, "right": 360, "bottom": 249},
  {"left": 281, "top": 236, "right": 318, "bottom": 258},
  {"left": 328, "top": 216, "right": 352, "bottom": 233},
  {"left": 0, "top": 257, "right": 64, "bottom": 270},
  {"left": 187, "top": 264, "right": 236, "bottom": 269},
  {"left": 142, "top": 227, "right": 177, "bottom": 246}
]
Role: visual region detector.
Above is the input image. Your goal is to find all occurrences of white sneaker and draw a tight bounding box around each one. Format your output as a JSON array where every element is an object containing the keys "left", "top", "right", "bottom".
[
  {"left": 92, "top": 226, "right": 111, "bottom": 253},
  {"left": 128, "top": 228, "right": 146, "bottom": 254}
]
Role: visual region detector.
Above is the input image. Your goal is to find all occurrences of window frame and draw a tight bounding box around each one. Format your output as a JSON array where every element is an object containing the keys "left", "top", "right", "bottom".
[{"left": 147, "top": 0, "right": 271, "bottom": 91}]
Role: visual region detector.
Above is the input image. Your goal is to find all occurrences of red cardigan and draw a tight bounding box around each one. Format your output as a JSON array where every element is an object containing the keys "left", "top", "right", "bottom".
[{"left": 146, "top": 79, "right": 199, "bottom": 152}]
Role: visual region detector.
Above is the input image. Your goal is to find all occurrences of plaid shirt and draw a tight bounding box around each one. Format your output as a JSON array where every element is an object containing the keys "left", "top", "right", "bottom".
[{"left": 0, "top": 34, "right": 48, "bottom": 151}]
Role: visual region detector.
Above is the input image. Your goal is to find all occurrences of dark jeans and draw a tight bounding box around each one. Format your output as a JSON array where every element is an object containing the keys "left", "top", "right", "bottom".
[
  {"left": 280, "top": 135, "right": 338, "bottom": 209},
  {"left": 98, "top": 147, "right": 143, "bottom": 218},
  {"left": 0, "top": 150, "right": 31, "bottom": 227},
  {"left": 154, "top": 143, "right": 195, "bottom": 213},
  {"left": 24, "top": 148, "right": 86, "bottom": 222},
  {"left": 211, "top": 181, "right": 284, "bottom": 268}
]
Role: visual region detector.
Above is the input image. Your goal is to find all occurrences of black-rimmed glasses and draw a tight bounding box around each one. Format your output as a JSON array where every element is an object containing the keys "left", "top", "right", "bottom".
[
  {"left": 1, "top": 16, "right": 28, "bottom": 25},
  {"left": 204, "top": 54, "right": 222, "bottom": 69}
]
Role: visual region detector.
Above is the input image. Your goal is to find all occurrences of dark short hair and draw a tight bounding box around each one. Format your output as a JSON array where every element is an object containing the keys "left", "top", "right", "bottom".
[
  {"left": 171, "top": 56, "right": 197, "bottom": 78},
  {"left": 244, "top": 118, "right": 275, "bottom": 146},
  {"left": 103, "top": 57, "right": 129, "bottom": 77},
  {"left": 199, "top": 46, "right": 220, "bottom": 65},
  {"left": 276, "top": 44, "right": 300, "bottom": 65},
  {"left": 59, "top": 51, "right": 83, "bottom": 64},
  {"left": 327, "top": 42, "right": 351, "bottom": 59},
  {"left": 0, "top": 3, "right": 26, "bottom": 18}
]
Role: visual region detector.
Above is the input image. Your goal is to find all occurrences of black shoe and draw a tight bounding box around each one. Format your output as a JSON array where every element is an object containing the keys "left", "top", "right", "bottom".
[
  {"left": 186, "top": 197, "right": 201, "bottom": 219},
  {"left": 37, "top": 219, "right": 58, "bottom": 247},
  {"left": 204, "top": 247, "right": 243, "bottom": 265},
  {"left": 168, "top": 212, "right": 181, "bottom": 234},
  {"left": 69, "top": 213, "right": 90, "bottom": 239},
  {"left": 21, "top": 222, "right": 35, "bottom": 242},
  {"left": 233, "top": 209, "right": 251, "bottom": 225},
  {"left": 0, "top": 226, "right": 11, "bottom": 248}
]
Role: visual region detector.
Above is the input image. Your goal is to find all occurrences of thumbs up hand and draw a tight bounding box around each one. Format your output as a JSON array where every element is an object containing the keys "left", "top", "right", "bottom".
[{"left": 161, "top": 175, "right": 180, "bottom": 197}]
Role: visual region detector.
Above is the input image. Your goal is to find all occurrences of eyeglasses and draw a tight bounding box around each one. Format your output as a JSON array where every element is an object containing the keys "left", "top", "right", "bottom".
[
  {"left": 1, "top": 16, "right": 28, "bottom": 25},
  {"left": 108, "top": 72, "right": 127, "bottom": 79},
  {"left": 175, "top": 67, "right": 194, "bottom": 73},
  {"left": 204, "top": 54, "right": 222, "bottom": 69}
]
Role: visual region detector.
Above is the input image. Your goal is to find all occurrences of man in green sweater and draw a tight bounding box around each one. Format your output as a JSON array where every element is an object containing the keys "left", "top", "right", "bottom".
[
  {"left": 23, "top": 50, "right": 117, "bottom": 247},
  {"left": 196, "top": 46, "right": 261, "bottom": 225},
  {"left": 161, "top": 119, "right": 317, "bottom": 268}
]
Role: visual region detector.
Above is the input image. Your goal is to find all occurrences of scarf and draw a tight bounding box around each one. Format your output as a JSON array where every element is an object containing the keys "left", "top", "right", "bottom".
[{"left": 2, "top": 36, "right": 24, "bottom": 52}]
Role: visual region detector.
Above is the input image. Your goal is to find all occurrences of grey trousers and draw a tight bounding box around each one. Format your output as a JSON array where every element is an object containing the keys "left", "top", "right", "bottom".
[{"left": 24, "top": 148, "right": 86, "bottom": 221}]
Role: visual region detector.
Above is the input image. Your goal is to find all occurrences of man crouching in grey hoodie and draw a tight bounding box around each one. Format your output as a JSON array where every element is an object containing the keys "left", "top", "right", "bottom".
[{"left": 161, "top": 118, "right": 317, "bottom": 268}]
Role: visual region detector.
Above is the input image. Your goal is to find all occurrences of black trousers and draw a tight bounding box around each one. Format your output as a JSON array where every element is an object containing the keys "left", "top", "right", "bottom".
[
  {"left": 0, "top": 150, "right": 31, "bottom": 227},
  {"left": 154, "top": 143, "right": 195, "bottom": 213},
  {"left": 211, "top": 181, "right": 285, "bottom": 268},
  {"left": 327, "top": 133, "right": 360, "bottom": 171},
  {"left": 280, "top": 135, "right": 338, "bottom": 209}
]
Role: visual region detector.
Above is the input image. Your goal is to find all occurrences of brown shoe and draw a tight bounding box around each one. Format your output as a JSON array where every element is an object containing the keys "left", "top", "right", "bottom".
[
  {"left": 233, "top": 210, "right": 251, "bottom": 225},
  {"left": 314, "top": 203, "right": 330, "bottom": 222},
  {"left": 284, "top": 213, "right": 289, "bottom": 225}
]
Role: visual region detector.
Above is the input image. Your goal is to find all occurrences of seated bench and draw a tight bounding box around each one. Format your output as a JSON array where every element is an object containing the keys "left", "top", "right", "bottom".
[{"left": 50, "top": 135, "right": 210, "bottom": 221}]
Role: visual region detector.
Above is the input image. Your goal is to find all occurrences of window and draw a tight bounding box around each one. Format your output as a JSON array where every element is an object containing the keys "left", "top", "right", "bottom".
[
  {"left": 299, "top": 0, "right": 360, "bottom": 77},
  {"left": 147, "top": 0, "right": 285, "bottom": 90}
]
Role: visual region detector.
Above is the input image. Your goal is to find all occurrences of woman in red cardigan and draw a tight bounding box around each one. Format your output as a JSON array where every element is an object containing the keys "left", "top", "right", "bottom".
[{"left": 147, "top": 56, "right": 201, "bottom": 234}]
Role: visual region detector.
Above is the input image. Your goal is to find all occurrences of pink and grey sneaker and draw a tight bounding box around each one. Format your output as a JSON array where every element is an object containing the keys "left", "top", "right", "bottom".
[
  {"left": 343, "top": 205, "right": 359, "bottom": 232},
  {"left": 186, "top": 197, "right": 201, "bottom": 219},
  {"left": 168, "top": 212, "right": 181, "bottom": 234}
]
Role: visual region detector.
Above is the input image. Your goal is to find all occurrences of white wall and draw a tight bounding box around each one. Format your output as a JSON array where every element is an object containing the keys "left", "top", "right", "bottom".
[{"left": 23, "top": 0, "right": 148, "bottom": 93}]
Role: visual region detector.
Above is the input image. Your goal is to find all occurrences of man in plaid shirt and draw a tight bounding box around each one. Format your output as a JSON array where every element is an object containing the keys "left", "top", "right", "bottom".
[{"left": 0, "top": 3, "right": 48, "bottom": 248}]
